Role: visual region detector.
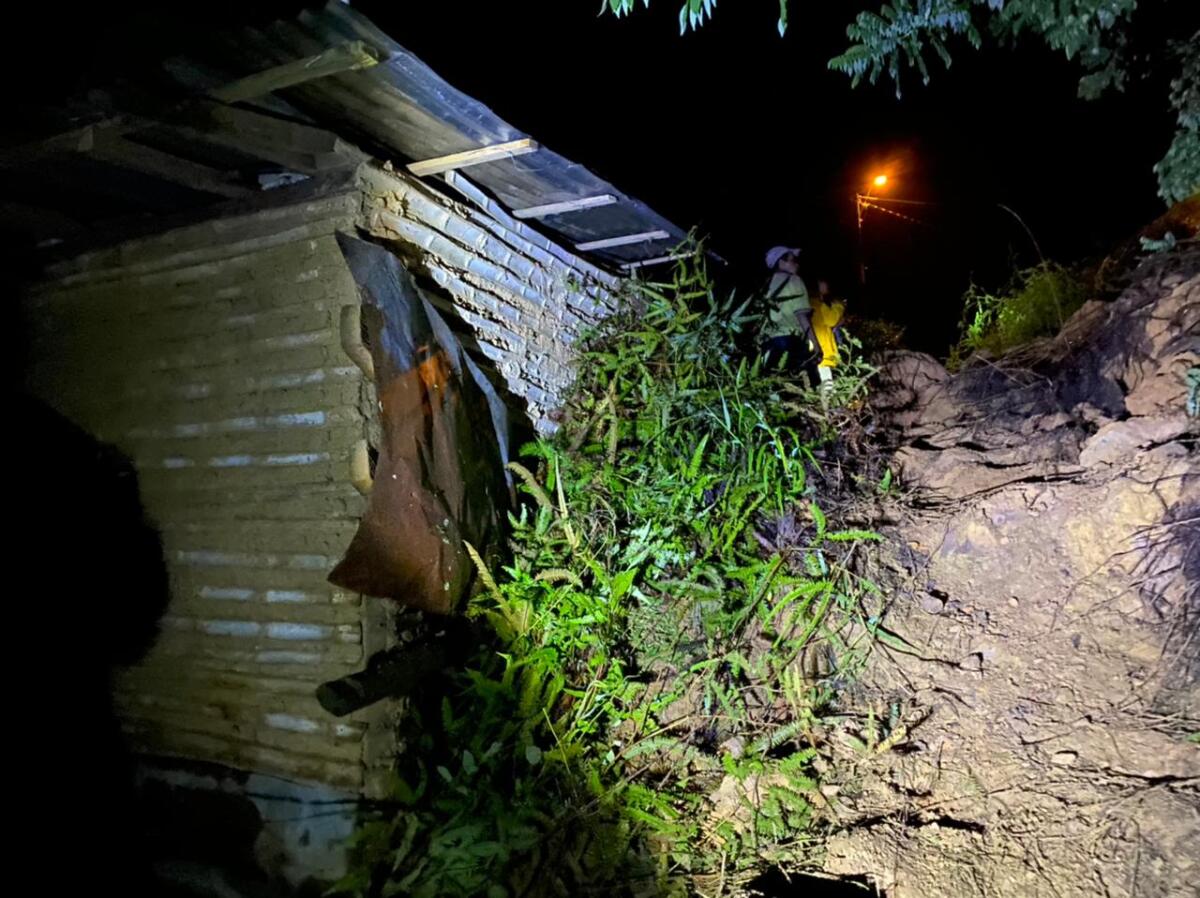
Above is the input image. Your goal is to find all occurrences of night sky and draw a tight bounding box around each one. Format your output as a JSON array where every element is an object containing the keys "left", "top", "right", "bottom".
[
  {"left": 6, "top": 0, "right": 1197, "bottom": 353},
  {"left": 363, "top": 0, "right": 1193, "bottom": 352}
]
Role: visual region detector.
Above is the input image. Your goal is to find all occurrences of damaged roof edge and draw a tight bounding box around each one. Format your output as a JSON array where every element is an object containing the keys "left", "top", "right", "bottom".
[{"left": 167, "top": 0, "right": 693, "bottom": 270}]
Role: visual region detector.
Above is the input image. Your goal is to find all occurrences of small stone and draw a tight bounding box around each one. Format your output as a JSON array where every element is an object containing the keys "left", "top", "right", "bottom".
[
  {"left": 1050, "top": 750, "right": 1078, "bottom": 767},
  {"left": 1008, "top": 597, "right": 1020, "bottom": 608},
  {"left": 719, "top": 736, "right": 745, "bottom": 759},
  {"left": 919, "top": 595, "right": 945, "bottom": 614},
  {"left": 960, "top": 653, "right": 984, "bottom": 672}
]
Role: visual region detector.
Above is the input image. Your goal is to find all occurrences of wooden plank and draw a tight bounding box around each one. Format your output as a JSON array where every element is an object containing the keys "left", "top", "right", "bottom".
[
  {"left": 209, "top": 40, "right": 380, "bottom": 104},
  {"left": 407, "top": 138, "right": 538, "bottom": 177},
  {"left": 178, "top": 102, "right": 367, "bottom": 175},
  {"left": 575, "top": 230, "right": 671, "bottom": 252},
  {"left": 510, "top": 194, "right": 617, "bottom": 219},
  {"left": 0, "top": 119, "right": 122, "bottom": 167},
  {"left": 621, "top": 252, "right": 690, "bottom": 271},
  {"left": 89, "top": 133, "right": 250, "bottom": 199}
]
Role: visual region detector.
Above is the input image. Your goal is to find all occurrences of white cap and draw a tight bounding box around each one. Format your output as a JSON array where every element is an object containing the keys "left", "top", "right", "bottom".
[{"left": 765, "top": 246, "right": 801, "bottom": 269}]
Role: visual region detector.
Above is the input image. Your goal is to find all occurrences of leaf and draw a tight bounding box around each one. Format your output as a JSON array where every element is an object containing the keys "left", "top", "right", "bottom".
[
  {"left": 810, "top": 500, "right": 827, "bottom": 538},
  {"left": 745, "top": 719, "right": 806, "bottom": 756},
  {"left": 873, "top": 625, "right": 921, "bottom": 656},
  {"left": 686, "top": 433, "right": 709, "bottom": 479},
  {"left": 463, "top": 540, "right": 502, "bottom": 602},
  {"left": 610, "top": 567, "right": 638, "bottom": 603},
  {"left": 506, "top": 461, "right": 554, "bottom": 511},
  {"left": 525, "top": 744, "right": 543, "bottom": 765},
  {"left": 534, "top": 568, "right": 584, "bottom": 587},
  {"left": 826, "top": 528, "right": 883, "bottom": 542}
]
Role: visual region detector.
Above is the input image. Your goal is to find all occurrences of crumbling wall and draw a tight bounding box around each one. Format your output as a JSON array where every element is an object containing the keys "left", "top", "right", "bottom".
[
  {"left": 21, "top": 162, "right": 627, "bottom": 814},
  {"left": 357, "top": 164, "right": 621, "bottom": 432},
  {"left": 23, "top": 191, "right": 393, "bottom": 793}
]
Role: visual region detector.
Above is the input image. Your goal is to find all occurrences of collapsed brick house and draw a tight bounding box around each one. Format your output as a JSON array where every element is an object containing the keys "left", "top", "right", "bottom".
[{"left": 4, "top": 2, "right": 686, "bottom": 883}]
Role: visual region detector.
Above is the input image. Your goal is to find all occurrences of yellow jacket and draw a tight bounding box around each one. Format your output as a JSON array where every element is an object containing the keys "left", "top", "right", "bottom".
[{"left": 811, "top": 298, "right": 845, "bottom": 368}]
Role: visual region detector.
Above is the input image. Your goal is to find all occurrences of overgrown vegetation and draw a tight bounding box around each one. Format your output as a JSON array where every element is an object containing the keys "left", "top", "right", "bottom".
[
  {"left": 948, "top": 261, "right": 1089, "bottom": 367},
  {"left": 601, "top": 1, "right": 1200, "bottom": 204},
  {"left": 334, "top": 251, "right": 902, "bottom": 897},
  {"left": 1155, "top": 33, "right": 1200, "bottom": 205}
]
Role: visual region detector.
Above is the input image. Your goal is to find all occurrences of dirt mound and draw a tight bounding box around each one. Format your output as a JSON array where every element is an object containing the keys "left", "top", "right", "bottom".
[{"left": 824, "top": 246, "right": 1200, "bottom": 896}]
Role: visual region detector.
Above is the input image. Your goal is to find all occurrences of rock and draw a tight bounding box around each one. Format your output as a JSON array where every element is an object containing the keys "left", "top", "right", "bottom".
[
  {"left": 1078, "top": 414, "right": 1191, "bottom": 467},
  {"left": 719, "top": 736, "right": 746, "bottom": 759},
  {"left": 919, "top": 594, "right": 945, "bottom": 614}
]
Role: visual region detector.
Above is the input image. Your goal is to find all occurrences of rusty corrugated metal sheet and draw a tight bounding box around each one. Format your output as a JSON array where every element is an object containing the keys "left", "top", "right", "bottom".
[{"left": 328, "top": 234, "right": 510, "bottom": 613}]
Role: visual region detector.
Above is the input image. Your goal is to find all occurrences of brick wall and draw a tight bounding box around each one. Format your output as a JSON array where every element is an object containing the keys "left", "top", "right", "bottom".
[{"left": 23, "top": 164, "right": 624, "bottom": 794}]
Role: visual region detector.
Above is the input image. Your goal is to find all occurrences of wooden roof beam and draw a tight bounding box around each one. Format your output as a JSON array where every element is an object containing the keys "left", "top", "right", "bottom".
[
  {"left": 575, "top": 230, "right": 671, "bottom": 252},
  {"left": 87, "top": 132, "right": 250, "bottom": 199},
  {"left": 0, "top": 119, "right": 127, "bottom": 167},
  {"left": 620, "top": 252, "right": 690, "bottom": 271},
  {"left": 407, "top": 138, "right": 537, "bottom": 177},
  {"left": 510, "top": 194, "right": 617, "bottom": 219},
  {"left": 167, "top": 102, "right": 367, "bottom": 175},
  {"left": 209, "top": 40, "right": 381, "bottom": 104}
]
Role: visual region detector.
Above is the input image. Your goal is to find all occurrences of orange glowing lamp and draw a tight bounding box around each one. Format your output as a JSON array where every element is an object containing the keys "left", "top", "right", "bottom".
[{"left": 872, "top": 174, "right": 889, "bottom": 189}]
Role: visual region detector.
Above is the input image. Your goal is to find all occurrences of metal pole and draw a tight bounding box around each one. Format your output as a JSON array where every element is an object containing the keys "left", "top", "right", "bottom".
[{"left": 855, "top": 193, "right": 867, "bottom": 285}]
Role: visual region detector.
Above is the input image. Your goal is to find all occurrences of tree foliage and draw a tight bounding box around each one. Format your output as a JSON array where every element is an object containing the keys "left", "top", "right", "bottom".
[
  {"left": 1154, "top": 33, "right": 1200, "bottom": 205},
  {"left": 602, "top": 1, "right": 1199, "bottom": 204},
  {"left": 826, "top": 0, "right": 1135, "bottom": 97}
]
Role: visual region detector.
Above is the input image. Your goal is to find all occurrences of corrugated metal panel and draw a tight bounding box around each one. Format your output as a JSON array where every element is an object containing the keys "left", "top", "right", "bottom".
[{"left": 160, "top": 1, "right": 688, "bottom": 268}]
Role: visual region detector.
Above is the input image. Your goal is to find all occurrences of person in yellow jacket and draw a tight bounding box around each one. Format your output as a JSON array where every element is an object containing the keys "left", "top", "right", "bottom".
[{"left": 810, "top": 279, "right": 846, "bottom": 393}]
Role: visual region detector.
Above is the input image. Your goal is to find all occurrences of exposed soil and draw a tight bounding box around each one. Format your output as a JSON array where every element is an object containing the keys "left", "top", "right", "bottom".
[{"left": 821, "top": 245, "right": 1200, "bottom": 897}]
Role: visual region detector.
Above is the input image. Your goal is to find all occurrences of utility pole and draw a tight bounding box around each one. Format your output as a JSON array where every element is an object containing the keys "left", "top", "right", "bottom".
[{"left": 856, "top": 173, "right": 889, "bottom": 286}]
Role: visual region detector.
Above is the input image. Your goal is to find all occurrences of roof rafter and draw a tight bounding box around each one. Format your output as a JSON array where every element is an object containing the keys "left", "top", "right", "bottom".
[
  {"left": 407, "top": 139, "right": 538, "bottom": 177},
  {"left": 511, "top": 194, "right": 617, "bottom": 219},
  {"left": 575, "top": 230, "right": 671, "bottom": 252},
  {"left": 209, "top": 40, "right": 381, "bottom": 104}
]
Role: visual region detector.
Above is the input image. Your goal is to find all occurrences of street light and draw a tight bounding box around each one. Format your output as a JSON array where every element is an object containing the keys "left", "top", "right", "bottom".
[{"left": 856, "top": 173, "right": 891, "bottom": 284}]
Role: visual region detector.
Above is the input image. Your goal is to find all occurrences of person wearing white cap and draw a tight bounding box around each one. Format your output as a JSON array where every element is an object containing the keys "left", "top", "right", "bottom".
[{"left": 760, "top": 246, "right": 818, "bottom": 379}]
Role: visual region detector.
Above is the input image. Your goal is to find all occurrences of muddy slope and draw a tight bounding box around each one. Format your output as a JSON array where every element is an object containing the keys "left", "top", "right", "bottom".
[{"left": 825, "top": 246, "right": 1199, "bottom": 897}]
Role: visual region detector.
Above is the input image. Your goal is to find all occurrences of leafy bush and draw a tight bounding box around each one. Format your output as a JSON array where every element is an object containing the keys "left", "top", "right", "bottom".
[
  {"left": 333, "top": 249, "right": 890, "bottom": 897},
  {"left": 949, "top": 261, "right": 1088, "bottom": 366}
]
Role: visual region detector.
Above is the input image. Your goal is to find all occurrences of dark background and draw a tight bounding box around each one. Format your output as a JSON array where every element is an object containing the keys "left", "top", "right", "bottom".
[
  {"left": 366, "top": 0, "right": 1193, "bottom": 352},
  {"left": 3, "top": 0, "right": 1196, "bottom": 354}
]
